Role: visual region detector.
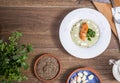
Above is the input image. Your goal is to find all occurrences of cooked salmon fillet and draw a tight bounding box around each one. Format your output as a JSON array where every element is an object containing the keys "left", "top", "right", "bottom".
[{"left": 79, "top": 22, "right": 88, "bottom": 41}]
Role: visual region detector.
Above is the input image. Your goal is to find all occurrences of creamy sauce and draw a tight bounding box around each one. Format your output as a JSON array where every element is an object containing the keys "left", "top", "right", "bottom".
[{"left": 70, "top": 19, "right": 100, "bottom": 48}]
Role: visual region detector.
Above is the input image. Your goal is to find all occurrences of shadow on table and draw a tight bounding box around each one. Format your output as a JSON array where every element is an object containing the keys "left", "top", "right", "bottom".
[
  {"left": 30, "top": 53, "right": 44, "bottom": 82},
  {"left": 50, "top": 8, "right": 75, "bottom": 54}
]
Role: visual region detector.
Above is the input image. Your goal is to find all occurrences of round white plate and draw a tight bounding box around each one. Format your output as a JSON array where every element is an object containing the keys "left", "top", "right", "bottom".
[{"left": 59, "top": 8, "right": 111, "bottom": 59}]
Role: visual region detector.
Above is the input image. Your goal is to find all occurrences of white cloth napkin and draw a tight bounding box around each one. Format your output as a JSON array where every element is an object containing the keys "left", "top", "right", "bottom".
[
  {"left": 112, "top": 7, "right": 120, "bottom": 41},
  {"left": 111, "top": 7, "right": 120, "bottom": 82}
]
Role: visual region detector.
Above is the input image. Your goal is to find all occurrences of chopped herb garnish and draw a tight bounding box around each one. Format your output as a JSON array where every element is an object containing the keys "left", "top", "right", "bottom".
[{"left": 87, "top": 28, "right": 96, "bottom": 41}]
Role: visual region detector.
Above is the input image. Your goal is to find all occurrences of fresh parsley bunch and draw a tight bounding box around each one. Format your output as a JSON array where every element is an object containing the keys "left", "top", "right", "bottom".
[{"left": 0, "top": 32, "right": 33, "bottom": 83}]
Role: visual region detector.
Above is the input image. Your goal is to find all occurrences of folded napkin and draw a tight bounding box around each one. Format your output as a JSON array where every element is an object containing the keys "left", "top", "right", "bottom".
[{"left": 112, "top": 7, "right": 120, "bottom": 41}]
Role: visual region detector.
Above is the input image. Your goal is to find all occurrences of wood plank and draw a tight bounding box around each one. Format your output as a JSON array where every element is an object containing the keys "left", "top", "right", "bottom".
[
  {"left": 0, "top": 32, "right": 118, "bottom": 49},
  {"left": 20, "top": 48, "right": 120, "bottom": 83},
  {"left": 114, "top": 0, "right": 120, "bottom": 7},
  {"left": 0, "top": 6, "right": 120, "bottom": 83},
  {"left": 0, "top": 7, "right": 119, "bottom": 49},
  {"left": 0, "top": 0, "right": 93, "bottom": 7}
]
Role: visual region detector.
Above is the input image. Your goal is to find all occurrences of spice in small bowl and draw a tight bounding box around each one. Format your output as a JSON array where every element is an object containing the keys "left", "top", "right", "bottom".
[{"left": 34, "top": 53, "right": 61, "bottom": 82}]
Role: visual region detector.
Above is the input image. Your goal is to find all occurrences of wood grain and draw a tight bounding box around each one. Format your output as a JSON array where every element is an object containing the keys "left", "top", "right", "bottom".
[
  {"left": 0, "top": 0, "right": 92, "bottom": 7},
  {"left": 114, "top": 0, "right": 120, "bottom": 7},
  {"left": 0, "top": 1, "right": 120, "bottom": 83}
]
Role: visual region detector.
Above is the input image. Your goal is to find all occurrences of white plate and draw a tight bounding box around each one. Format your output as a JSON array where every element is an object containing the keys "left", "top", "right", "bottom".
[{"left": 59, "top": 8, "right": 111, "bottom": 59}]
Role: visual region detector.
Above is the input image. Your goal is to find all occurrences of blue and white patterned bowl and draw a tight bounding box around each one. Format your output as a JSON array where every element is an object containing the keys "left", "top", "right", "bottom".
[{"left": 66, "top": 67, "right": 102, "bottom": 83}]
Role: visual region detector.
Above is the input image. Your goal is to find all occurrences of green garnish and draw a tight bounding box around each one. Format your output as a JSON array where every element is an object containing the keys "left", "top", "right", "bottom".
[
  {"left": 87, "top": 28, "right": 96, "bottom": 41},
  {"left": 0, "top": 32, "right": 33, "bottom": 83}
]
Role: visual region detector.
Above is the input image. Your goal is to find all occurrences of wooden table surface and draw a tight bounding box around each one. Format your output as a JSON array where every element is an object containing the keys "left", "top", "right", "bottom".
[{"left": 0, "top": 0, "right": 120, "bottom": 83}]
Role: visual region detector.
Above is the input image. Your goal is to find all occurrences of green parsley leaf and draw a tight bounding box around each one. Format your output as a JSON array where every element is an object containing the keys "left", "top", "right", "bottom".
[{"left": 0, "top": 31, "right": 33, "bottom": 83}]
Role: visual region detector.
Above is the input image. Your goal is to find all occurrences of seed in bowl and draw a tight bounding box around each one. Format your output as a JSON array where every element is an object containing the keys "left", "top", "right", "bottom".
[
  {"left": 76, "top": 76, "right": 81, "bottom": 83},
  {"left": 36, "top": 56, "right": 59, "bottom": 80},
  {"left": 88, "top": 74, "right": 94, "bottom": 80},
  {"left": 70, "top": 78, "right": 76, "bottom": 83},
  {"left": 83, "top": 71, "right": 88, "bottom": 76},
  {"left": 77, "top": 72, "right": 83, "bottom": 77},
  {"left": 81, "top": 75, "right": 87, "bottom": 81},
  {"left": 82, "top": 80, "right": 88, "bottom": 83}
]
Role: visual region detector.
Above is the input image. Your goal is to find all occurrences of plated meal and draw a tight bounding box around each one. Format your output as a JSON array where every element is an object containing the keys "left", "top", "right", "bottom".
[
  {"left": 59, "top": 8, "right": 111, "bottom": 59},
  {"left": 67, "top": 67, "right": 102, "bottom": 83},
  {"left": 34, "top": 54, "right": 61, "bottom": 82},
  {"left": 71, "top": 19, "right": 100, "bottom": 48}
]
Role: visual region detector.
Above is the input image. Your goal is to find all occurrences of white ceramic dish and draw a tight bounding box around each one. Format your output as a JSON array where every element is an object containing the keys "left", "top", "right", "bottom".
[
  {"left": 112, "top": 60, "right": 120, "bottom": 81},
  {"left": 59, "top": 8, "right": 111, "bottom": 59}
]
